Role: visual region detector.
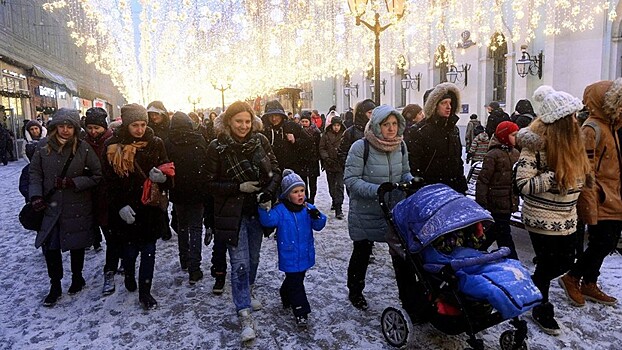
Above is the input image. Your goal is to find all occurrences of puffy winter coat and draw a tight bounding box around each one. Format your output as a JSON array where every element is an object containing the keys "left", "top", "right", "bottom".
[
  {"left": 345, "top": 106, "right": 413, "bottom": 242},
  {"left": 258, "top": 202, "right": 327, "bottom": 272},
  {"left": 262, "top": 119, "right": 309, "bottom": 175},
  {"left": 103, "top": 127, "right": 171, "bottom": 243},
  {"left": 83, "top": 128, "right": 113, "bottom": 227},
  {"left": 29, "top": 136, "right": 102, "bottom": 250},
  {"left": 475, "top": 136, "right": 520, "bottom": 213},
  {"left": 207, "top": 115, "right": 281, "bottom": 246},
  {"left": 319, "top": 124, "right": 345, "bottom": 173},
  {"left": 515, "top": 128, "right": 583, "bottom": 235},
  {"left": 469, "top": 132, "right": 490, "bottom": 164},
  {"left": 577, "top": 79, "right": 622, "bottom": 224},
  {"left": 485, "top": 109, "right": 510, "bottom": 138},
  {"left": 299, "top": 125, "right": 321, "bottom": 178},
  {"left": 338, "top": 115, "right": 367, "bottom": 167},
  {"left": 465, "top": 119, "right": 481, "bottom": 149},
  {"left": 165, "top": 126, "right": 209, "bottom": 204},
  {"left": 406, "top": 83, "right": 467, "bottom": 194}
]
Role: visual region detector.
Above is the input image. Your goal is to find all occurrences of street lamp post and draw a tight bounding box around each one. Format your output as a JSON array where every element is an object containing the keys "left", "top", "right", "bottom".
[
  {"left": 348, "top": 0, "right": 405, "bottom": 106},
  {"left": 188, "top": 96, "right": 201, "bottom": 112},
  {"left": 212, "top": 82, "right": 231, "bottom": 111}
]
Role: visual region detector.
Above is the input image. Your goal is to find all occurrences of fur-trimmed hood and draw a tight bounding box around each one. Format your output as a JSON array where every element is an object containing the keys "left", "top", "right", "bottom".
[
  {"left": 424, "top": 82, "right": 461, "bottom": 119},
  {"left": 515, "top": 127, "right": 544, "bottom": 152},
  {"left": 213, "top": 112, "right": 263, "bottom": 137},
  {"left": 584, "top": 78, "right": 622, "bottom": 127}
]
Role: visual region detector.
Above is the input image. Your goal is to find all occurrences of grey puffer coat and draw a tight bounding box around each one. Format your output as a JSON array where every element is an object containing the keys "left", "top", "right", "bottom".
[
  {"left": 29, "top": 137, "right": 102, "bottom": 251},
  {"left": 344, "top": 105, "right": 413, "bottom": 242}
]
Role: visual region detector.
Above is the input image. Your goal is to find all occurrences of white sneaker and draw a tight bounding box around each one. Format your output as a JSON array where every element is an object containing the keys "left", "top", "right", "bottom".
[{"left": 238, "top": 308, "right": 256, "bottom": 342}]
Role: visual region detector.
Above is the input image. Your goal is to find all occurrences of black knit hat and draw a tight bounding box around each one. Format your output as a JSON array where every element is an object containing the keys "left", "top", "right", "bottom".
[
  {"left": 264, "top": 100, "right": 287, "bottom": 118},
  {"left": 85, "top": 107, "right": 108, "bottom": 128},
  {"left": 170, "top": 111, "right": 193, "bottom": 130}
]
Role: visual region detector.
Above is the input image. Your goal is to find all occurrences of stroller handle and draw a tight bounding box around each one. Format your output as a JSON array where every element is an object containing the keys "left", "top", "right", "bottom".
[{"left": 377, "top": 176, "right": 425, "bottom": 217}]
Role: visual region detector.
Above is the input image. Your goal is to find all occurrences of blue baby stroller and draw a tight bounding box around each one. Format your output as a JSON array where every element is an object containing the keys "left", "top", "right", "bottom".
[{"left": 378, "top": 183, "right": 542, "bottom": 350}]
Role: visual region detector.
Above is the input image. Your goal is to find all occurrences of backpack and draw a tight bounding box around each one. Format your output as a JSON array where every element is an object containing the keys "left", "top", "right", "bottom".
[
  {"left": 512, "top": 151, "right": 540, "bottom": 197},
  {"left": 362, "top": 138, "right": 406, "bottom": 168}
]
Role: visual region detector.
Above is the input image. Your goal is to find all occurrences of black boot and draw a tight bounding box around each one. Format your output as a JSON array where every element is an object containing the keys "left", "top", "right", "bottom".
[
  {"left": 125, "top": 274, "right": 137, "bottom": 292},
  {"left": 43, "top": 280, "right": 62, "bottom": 307},
  {"left": 139, "top": 281, "right": 157, "bottom": 310},
  {"left": 68, "top": 275, "right": 86, "bottom": 295},
  {"left": 68, "top": 249, "right": 86, "bottom": 294},
  {"left": 532, "top": 302, "right": 561, "bottom": 336}
]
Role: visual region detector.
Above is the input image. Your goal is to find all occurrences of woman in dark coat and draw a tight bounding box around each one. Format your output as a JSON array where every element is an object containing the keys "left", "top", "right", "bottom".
[
  {"left": 205, "top": 101, "right": 281, "bottom": 342},
  {"left": 29, "top": 108, "right": 102, "bottom": 307},
  {"left": 319, "top": 116, "right": 346, "bottom": 218},
  {"left": 103, "top": 103, "right": 172, "bottom": 310},
  {"left": 299, "top": 112, "right": 322, "bottom": 203}
]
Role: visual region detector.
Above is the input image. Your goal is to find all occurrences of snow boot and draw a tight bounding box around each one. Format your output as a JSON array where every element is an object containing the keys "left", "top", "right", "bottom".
[
  {"left": 349, "top": 293, "right": 369, "bottom": 310},
  {"left": 42, "top": 280, "right": 62, "bottom": 307},
  {"left": 559, "top": 274, "right": 585, "bottom": 307},
  {"left": 335, "top": 207, "right": 344, "bottom": 220},
  {"left": 189, "top": 269, "right": 204, "bottom": 285},
  {"left": 295, "top": 314, "right": 309, "bottom": 329},
  {"left": 68, "top": 275, "right": 86, "bottom": 295},
  {"left": 212, "top": 274, "right": 225, "bottom": 295},
  {"left": 125, "top": 274, "right": 137, "bottom": 292},
  {"left": 581, "top": 282, "right": 617, "bottom": 305},
  {"left": 250, "top": 284, "right": 263, "bottom": 311},
  {"left": 531, "top": 302, "right": 561, "bottom": 336},
  {"left": 102, "top": 271, "right": 115, "bottom": 296},
  {"left": 138, "top": 281, "right": 158, "bottom": 310},
  {"left": 238, "top": 308, "right": 256, "bottom": 342}
]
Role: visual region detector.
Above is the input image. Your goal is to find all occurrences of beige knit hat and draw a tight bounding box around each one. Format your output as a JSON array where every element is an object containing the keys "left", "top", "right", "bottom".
[
  {"left": 533, "top": 85, "right": 583, "bottom": 124},
  {"left": 121, "top": 103, "right": 148, "bottom": 126}
]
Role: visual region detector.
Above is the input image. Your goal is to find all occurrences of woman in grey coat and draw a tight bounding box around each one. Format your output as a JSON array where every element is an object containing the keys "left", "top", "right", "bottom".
[
  {"left": 29, "top": 108, "right": 102, "bottom": 307},
  {"left": 344, "top": 105, "right": 413, "bottom": 310}
]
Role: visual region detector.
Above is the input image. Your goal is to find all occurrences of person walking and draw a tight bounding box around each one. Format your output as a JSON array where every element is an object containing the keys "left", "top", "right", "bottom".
[
  {"left": 465, "top": 114, "right": 481, "bottom": 149},
  {"left": 338, "top": 99, "right": 376, "bottom": 167},
  {"left": 560, "top": 78, "right": 622, "bottom": 308},
  {"left": 475, "top": 121, "right": 520, "bottom": 259},
  {"left": 485, "top": 101, "right": 510, "bottom": 138},
  {"left": 103, "top": 103, "right": 173, "bottom": 310},
  {"left": 165, "top": 111, "right": 209, "bottom": 284},
  {"left": 205, "top": 101, "right": 281, "bottom": 342},
  {"left": 298, "top": 113, "right": 321, "bottom": 204},
  {"left": 405, "top": 82, "right": 467, "bottom": 193},
  {"left": 319, "top": 116, "right": 346, "bottom": 219},
  {"left": 515, "top": 86, "right": 590, "bottom": 335},
  {"left": 29, "top": 108, "right": 103, "bottom": 307},
  {"left": 258, "top": 169, "right": 327, "bottom": 328},
  {"left": 344, "top": 105, "right": 413, "bottom": 311}
]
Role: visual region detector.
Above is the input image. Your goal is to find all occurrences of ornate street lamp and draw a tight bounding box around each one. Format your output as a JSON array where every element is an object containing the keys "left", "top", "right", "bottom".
[
  {"left": 348, "top": 0, "right": 405, "bottom": 105},
  {"left": 188, "top": 96, "right": 201, "bottom": 112},
  {"left": 515, "top": 44, "right": 544, "bottom": 79},
  {"left": 212, "top": 82, "right": 231, "bottom": 111}
]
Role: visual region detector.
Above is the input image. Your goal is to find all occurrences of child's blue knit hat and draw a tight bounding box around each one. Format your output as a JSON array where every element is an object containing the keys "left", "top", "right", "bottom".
[{"left": 280, "top": 169, "right": 305, "bottom": 199}]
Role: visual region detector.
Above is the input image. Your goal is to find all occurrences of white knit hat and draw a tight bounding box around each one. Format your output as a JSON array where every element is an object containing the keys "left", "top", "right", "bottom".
[{"left": 532, "top": 85, "right": 583, "bottom": 124}]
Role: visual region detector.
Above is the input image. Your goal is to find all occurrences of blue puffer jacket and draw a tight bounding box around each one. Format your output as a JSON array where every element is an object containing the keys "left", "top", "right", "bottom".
[
  {"left": 344, "top": 105, "right": 413, "bottom": 242},
  {"left": 259, "top": 203, "right": 327, "bottom": 273}
]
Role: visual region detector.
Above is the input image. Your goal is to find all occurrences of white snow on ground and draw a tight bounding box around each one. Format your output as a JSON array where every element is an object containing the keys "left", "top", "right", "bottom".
[{"left": 0, "top": 158, "right": 621, "bottom": 349}]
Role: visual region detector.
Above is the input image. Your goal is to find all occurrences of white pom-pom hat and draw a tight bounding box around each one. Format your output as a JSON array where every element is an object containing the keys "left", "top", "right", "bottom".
[{"left": 532, "top": 85, "right": 583, "bottom": 124}]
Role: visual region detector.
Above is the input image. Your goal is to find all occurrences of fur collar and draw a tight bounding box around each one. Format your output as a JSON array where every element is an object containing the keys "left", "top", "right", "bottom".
[{"left": 516, "top": 127, "right": 544, "bottom": 152}]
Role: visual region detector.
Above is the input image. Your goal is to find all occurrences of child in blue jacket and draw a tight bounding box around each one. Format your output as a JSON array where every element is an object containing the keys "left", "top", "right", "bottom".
[{"left": 258, "top": 169, "right": 327, "bottom": 328}]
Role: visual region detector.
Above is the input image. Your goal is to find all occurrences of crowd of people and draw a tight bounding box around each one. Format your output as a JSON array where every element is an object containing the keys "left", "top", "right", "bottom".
[{"left": 15, "top": 77, "right": 622, "bottom": 343}]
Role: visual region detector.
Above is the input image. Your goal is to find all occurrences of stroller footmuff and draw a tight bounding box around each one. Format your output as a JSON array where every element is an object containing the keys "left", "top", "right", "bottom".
[{"left": 380, "top": 183, "right": 541, "bottom": 349}]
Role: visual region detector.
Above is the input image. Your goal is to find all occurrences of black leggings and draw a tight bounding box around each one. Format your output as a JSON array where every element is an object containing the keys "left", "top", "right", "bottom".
[
  {"left": 347, "top": 240, "right": 373, "bottom": 296},
  {"left": 529, "top": 232, "right": 576, "bottom": 302}
]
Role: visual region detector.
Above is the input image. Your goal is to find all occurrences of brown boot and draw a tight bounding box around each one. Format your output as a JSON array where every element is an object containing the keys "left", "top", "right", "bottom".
[
  {"left": 558, "top": 274, "right": 585, "bottom": 307},
  {"left": 581, "top": 282, "right": 617, "bottom": 305}
]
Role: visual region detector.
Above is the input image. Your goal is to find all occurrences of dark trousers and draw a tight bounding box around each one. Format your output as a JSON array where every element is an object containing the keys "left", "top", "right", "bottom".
[
  {"left": 391, "top": 254, "right": 428, "bottom": 321},
  {"left": 211, "top": 241, "right": 227, "bottom": 278},
  {"left": 302, "top": 175, "right": 318, "bottom": 203},
  {"left": 280, "top": 271, "right": 310, "bottom": 317},
  {"left": 123, "top": 241, "right": 156, "bottom": 285},
  {"left": 174, "top": 203, "right": 204, "bottom": 272},
  {"left": 569, "top": 220, "right": 622, "bottom": 284},
  {"left": 326, "top": 171, "right": 344, "bottom": 209},
  {"left": 103, "top": 227, "right": 122, "bottom": 273},
  {"left": 529, "top": 231, "right": 576, "bottom": 302},
  {"left": 44, "top": 248, "right": 85, "bottom": 282},
  {"left": 479, "top": 212, "right": 518, "bottom": 259},
  {"left": 347, "top": 240, "right": 374, "bottom": 296}
]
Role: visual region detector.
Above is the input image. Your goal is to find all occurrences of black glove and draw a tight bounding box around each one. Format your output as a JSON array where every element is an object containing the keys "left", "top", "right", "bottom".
[
  {"left": 54, "top": 177, "right": 75, "bottom": 189},
  {"left": 31, "top": 196, "right": 46, "bottom": 212},
  {"left": 257, "top": 191, "right": 272, "bottom": 204},
  {"left": 263, "top": 226, "right": 275, "bottom": 238},
  {"left": 308, "top": 208, "right": 321, "bottom": 220},
  {"left": 378, "top": 182, "right": 397, "bottom": 196}
]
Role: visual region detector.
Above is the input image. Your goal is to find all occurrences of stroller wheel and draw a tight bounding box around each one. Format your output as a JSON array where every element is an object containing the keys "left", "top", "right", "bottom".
[
  {"left": 499, "top": 330, "right": 530, "bottom": 350},
  {"left": 381, "top": 307, "right": 413, "bottom": 348}
]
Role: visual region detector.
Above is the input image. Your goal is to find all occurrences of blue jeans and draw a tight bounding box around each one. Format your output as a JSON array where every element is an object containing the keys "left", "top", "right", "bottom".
[
  {"left": 174, "top": 203, "right": 204, "bottom": 272},
  {"left": 123, "top": 241, "right": 156, "bottom": 284},
  {"left": 227, "top": 215, "right": 263, "bottom": 311}
]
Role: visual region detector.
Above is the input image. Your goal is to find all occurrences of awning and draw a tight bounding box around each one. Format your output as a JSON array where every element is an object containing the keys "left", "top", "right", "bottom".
[{"left": 32, "top": 65, "right": 77, "bottom": 93}]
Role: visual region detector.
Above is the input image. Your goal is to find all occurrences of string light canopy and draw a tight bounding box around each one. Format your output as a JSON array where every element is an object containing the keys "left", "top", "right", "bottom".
[{"left": 42, "top": 0, "right": 617, "bottom": 111}]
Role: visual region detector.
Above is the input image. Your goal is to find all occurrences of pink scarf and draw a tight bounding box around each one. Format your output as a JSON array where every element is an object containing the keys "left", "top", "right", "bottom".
[{"left": 364, "top": 128, "right": 403, "bottom": 153}]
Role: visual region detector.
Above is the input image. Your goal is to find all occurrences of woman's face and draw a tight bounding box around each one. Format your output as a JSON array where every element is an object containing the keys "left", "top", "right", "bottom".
[
  {"left": 380, "top": 115, "right": 399, "bottom": 140},
  {"left": 301, "top": 119, "right": 311, "bottom": 127},
  {"left": 57, "top": 124, "right": 75, "bottom": 140},
  {"left": 128, "top": 121, "right": 147, "bottom": 138},
  {"left": 288, "top": 186, "right": 306, "bottom": 205},
  {"left": 332, "top": 123, "right": 342, "bottom": 133},
  {"left": 413, "top": 111, "right": 424, "bottom": 123},
  {"left": 148, "top": 112, "right": 162, "bottom": 125},
  {"left": 436, "top": 98, "right": 452, "bottom": 118},
  {"left": 86, "top": 125, "right": 106, "bottom": 138},
  {"left": 28, "top": 126, "right": 41, "bottom": 138},
  {"left": 229, "top": 111, "right": 252, "bottom": 139}
]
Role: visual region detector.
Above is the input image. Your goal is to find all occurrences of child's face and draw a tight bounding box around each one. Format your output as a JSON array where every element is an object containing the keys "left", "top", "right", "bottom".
[
  {"left": 288, "top": 186, "right": 306, "bottom": 205},
  {"left": 508, "top": 131, "right": 518, "bottom": 146}
]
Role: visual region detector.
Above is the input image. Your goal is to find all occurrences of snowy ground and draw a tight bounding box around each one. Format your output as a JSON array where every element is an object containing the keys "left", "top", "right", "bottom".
[{"left": 1, "top": 158, "right": 621, "bottom": 350}]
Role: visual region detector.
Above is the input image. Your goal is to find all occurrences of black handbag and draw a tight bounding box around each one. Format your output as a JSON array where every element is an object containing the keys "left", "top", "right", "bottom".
[{"left": 19, "top": 152, "right": 75, "bottom": 231}]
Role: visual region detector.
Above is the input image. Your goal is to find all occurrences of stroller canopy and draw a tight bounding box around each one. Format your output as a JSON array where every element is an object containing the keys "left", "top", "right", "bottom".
[{"left": 392, "top": 184, "right": 493, "bottom": 253}]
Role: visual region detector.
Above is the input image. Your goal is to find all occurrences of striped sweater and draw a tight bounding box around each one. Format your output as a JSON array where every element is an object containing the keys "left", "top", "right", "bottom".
[{"left": 515, "top": 128, "right": 583, "bottom": 236}]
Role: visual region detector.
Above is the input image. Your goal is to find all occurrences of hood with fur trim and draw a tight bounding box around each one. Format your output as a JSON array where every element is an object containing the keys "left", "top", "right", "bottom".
[
  {"left": 515, "top": 127, "right": 544, "bottom": 152},
  {"left": 423, "top": 82, "right": 461, "bottom": 120},
  {"left": 583, "top": 78, "right": 622, "bottom": 126},
  {"left": 213, "top": 112, "right": 263, "bottom": 137}
]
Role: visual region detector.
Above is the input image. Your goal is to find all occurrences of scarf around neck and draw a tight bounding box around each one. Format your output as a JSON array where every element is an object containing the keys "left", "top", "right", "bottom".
[
  {"left": 106, "top": 141, "right": 148, "bottom": 177},
  {"left": 364, "top": 128, "right": 403, "bottom": 153}
]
